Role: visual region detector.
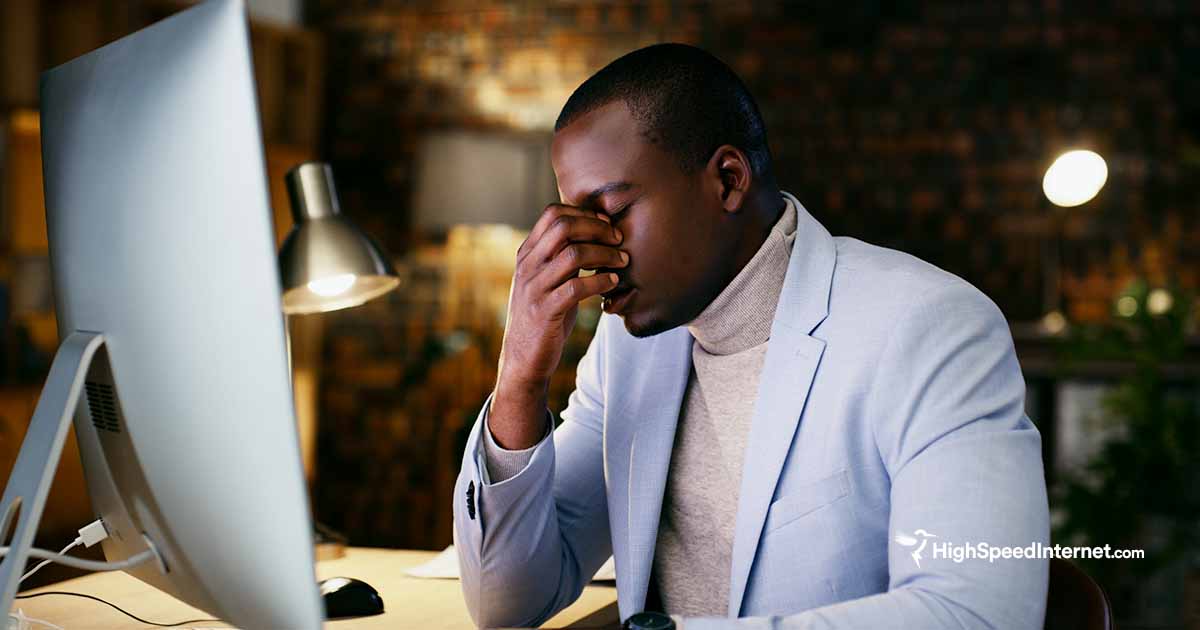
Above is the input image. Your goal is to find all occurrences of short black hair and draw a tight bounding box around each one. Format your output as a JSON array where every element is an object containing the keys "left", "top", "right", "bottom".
[{"left": 555, "top": 43, "right": 776, "bottom": 188}]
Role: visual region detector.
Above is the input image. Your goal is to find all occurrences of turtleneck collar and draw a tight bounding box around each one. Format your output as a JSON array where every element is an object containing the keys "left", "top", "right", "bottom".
[{"left": 686, "top": 196, "right": 798, "bottom": 356}]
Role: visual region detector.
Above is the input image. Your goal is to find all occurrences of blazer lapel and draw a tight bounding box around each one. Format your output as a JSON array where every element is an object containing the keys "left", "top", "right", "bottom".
[
  {"left": 727, "top": 193, "right": 837, "bottom": 616},
  {"left": 727, "top": 331, "right": 825, "bottom": 615},
  {"left": 617, "top": 328, "right": 692, "bottom": 618}
]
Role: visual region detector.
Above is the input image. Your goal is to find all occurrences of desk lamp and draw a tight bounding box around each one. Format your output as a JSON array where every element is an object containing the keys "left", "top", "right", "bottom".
[
  {"left": 279, "top": 161, "right": 400, "bottom": 557},
  {"left": 280, "top": 162, "right": 400, "bottom": 314}
]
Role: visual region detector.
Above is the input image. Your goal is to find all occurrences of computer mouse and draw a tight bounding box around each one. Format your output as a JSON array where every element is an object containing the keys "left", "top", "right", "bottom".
[{"left": 319, "top": 576, "right": 385, "bottom": 619}]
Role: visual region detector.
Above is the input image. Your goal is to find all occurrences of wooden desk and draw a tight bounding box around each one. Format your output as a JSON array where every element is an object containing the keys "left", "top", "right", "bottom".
[{"left": 17, "top": 547, "right": 619, "bottom": 629}]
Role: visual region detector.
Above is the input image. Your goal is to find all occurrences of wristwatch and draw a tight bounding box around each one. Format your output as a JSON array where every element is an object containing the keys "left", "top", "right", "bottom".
[{"left": 623, "top": 611, "right": 675, "bottom": 630}]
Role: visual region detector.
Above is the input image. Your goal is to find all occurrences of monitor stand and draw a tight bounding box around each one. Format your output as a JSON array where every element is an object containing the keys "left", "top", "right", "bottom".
[
  {"left": 2, "top": 329, "right": 321, "bottom": 617},
  {"left": 0, "top": 331, "right": 107, "bottom": 615}
]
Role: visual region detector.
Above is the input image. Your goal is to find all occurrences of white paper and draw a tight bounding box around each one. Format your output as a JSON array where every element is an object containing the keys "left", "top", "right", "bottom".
[
  {"left": 403, "top": 545, "right": 461, "bottom": 578},
  {"left": 593, "top": 554, "right": 615, "bottom": 581},
  {"left": 405, "top": 546, "right": 616, "bottom": 582}
]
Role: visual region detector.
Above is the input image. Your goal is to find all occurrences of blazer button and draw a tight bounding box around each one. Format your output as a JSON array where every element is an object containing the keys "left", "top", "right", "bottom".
[{"left": 466, "top": 480, "right": 476, "bottom": 520}]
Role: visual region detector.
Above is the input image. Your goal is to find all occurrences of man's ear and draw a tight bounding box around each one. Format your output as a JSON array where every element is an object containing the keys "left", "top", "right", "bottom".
[{"left": 706, "top": 145, "right": 753, "bottom": 213}]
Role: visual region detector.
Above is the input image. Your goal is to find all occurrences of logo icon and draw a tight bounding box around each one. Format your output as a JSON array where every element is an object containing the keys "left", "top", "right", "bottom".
[{"left": 894, "top": 529, "right": 938, "bottom": 568}]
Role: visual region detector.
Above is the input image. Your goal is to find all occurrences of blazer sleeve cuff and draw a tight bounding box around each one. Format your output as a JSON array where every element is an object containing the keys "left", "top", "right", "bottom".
[{"left": 480, "top": 412, "right": 549, "bottom": 483}]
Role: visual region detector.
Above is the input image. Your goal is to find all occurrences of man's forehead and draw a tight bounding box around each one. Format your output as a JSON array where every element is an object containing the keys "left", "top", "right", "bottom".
[{"left": 552, "top": 102, "right": 648, "bottom": 204}]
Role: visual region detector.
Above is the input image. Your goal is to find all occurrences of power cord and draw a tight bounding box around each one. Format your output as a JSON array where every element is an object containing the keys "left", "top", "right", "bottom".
[
  {"left": 6, "top": 519, "right": 222, "bottom": 628},
  {"left": 17, "top": 541, "right": 77, "bottom": 586},
  {"left": 16, "top": 519, "right": 111, "bottom": 584},
  {"left": 13, "top": 592, "right": 220, "bottom": 628},
  {"left": 0, "top": 547, "right": 156, "bottom": 574}
]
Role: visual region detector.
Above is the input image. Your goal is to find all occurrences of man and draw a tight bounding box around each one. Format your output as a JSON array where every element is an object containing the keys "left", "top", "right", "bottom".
[{"left": 453, "top": 43, "right": 1049, "bottom": 630}]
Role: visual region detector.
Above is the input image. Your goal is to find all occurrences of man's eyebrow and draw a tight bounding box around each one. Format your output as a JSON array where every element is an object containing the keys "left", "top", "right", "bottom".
[{"left": 582, "top": 181, "right": 635, "bottom": 204}]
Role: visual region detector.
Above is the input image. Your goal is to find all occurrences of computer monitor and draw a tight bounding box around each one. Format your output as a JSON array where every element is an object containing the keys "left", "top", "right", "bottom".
[{"left": 0, "top": 0, "right": 322, "bottom": 627}]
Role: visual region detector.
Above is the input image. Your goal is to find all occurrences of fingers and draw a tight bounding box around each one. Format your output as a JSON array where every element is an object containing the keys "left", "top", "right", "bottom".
[
  {"left": 524, "top": 204, "right": 596, "bottom": 249},
  {"left": 524, "top": 213, "right": 623, "bottom": 266},
  {"left": 520, "top": 204, "right": 619, "bottom": 262},
  {"left": 534, "top": 202, "right": 610, "bottom": 237},
  {"left": 544, "top": 272, "right": 620, "bottom": 314},
  {"left": 511, "top": 203, "right": 627, "bottom": 321},
  {"left": 534, "top": 242, "right": 629, "bottom": 289}
]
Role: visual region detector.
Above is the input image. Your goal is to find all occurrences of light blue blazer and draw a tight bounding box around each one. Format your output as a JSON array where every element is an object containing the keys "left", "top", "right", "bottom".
[{"left": 454, "top": 193, "right": 1050, "bottom": 629}]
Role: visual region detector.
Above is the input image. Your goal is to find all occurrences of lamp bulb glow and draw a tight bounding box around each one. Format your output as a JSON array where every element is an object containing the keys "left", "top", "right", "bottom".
[
  {"left": 307, "top": 274, "right": 357, "bottom": 297},
  {"left": 1043, "top": 150, "right": 1108, "bottom": 207}
]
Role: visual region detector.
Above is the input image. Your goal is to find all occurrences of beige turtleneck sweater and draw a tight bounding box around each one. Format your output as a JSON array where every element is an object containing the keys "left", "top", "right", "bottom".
[
  {"left": 482, "top": 196, "right": 798, "bottom": 619},
  {"left": 651, "top": 198, "right": 796, "bottom": 616}
]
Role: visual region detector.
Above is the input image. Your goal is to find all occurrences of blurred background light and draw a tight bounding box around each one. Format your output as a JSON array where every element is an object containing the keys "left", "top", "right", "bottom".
[
  {"left": 1043, "top": 150, "right": 1109, "bottom": 207},
  {"left": 1146, "top": 288, "right": 1174, "bottom": 315},
  {"left": 1040, "top": 309, "right": 1068, "bottom": 335},
  {"left": 1116, "top": 295, "right": 1139, "bottom": 317}
]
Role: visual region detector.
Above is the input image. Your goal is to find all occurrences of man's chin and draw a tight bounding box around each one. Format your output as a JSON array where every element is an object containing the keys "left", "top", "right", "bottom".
[{"left": 618, "top": 309, "right": 677, "bottom": 338}]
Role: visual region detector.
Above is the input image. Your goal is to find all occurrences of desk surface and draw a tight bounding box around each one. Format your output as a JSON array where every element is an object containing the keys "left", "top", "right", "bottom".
[{"left": 17, "top": 547, "right": 619, "bottom": 629}]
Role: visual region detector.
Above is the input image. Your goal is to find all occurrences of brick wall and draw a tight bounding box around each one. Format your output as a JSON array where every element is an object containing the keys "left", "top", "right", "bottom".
[
  {"left": 310, "top": 0, "right": 1200, "bottom": 322},
  {"left": 305, "top": 1, "right": 1200, "bottom": 549}
]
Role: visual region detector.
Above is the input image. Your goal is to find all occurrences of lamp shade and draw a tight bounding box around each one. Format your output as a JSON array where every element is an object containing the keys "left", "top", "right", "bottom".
[{"left": 279, "top": 162, "right": 399, "bottom": 314}]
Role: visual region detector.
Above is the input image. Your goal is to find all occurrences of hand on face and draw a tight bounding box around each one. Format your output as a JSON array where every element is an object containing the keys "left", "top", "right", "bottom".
[{"left": 496, "top": 203, "right": 628, "bottom": 395}]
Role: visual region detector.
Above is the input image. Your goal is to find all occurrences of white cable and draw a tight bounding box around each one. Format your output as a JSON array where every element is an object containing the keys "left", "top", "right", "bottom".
[
  {"left": 15, "top": 519, "right": 109, "bottom": 584},
  {"left": 75, "top": 520, "right": 108, "bottom": 548},
  {"left": 8, "top": 608, "right": 65, "bottom": 630},
  {"left": 17, "top": 540, "right": 80, "bottom": 584},
  {"left": 0, "top": 547, "right": 155, "bottom": 573}
]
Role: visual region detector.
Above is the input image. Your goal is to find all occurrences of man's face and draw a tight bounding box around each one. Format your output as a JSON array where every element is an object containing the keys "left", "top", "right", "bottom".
[{"left": 551, "top": 101, "right": 736, "bottom": 337}]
